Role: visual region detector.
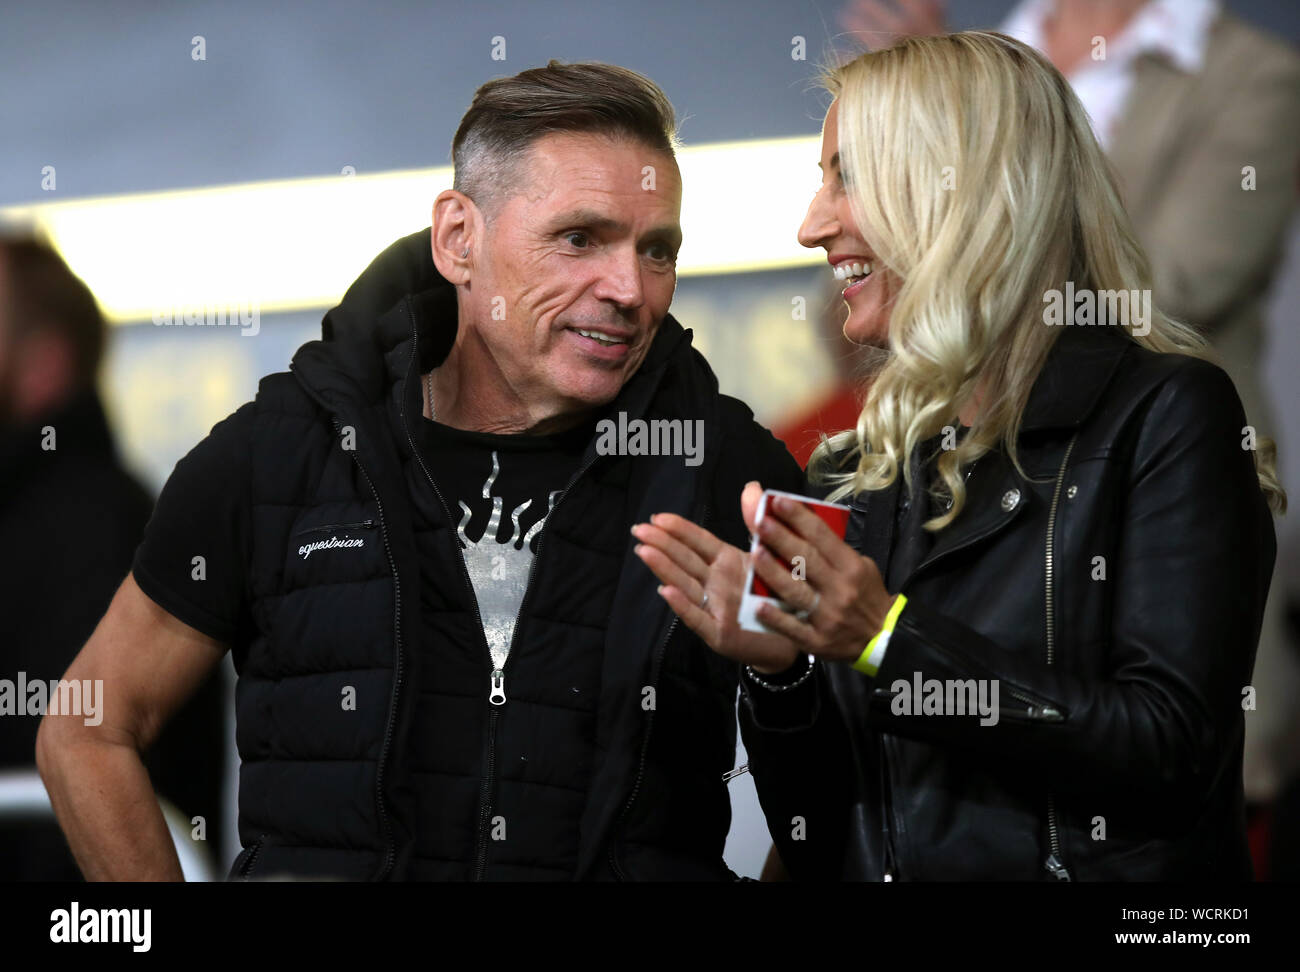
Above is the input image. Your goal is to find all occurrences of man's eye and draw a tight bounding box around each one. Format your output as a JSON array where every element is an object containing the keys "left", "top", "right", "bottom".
[
  {"left": 646, "top": 243, "right": 676, "bottom": 263},
  {"left": 564, "top": 231, "right": 589, "bottom": 248}
]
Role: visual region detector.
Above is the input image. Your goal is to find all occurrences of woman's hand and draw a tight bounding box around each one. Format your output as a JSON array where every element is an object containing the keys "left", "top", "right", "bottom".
[
  {"left": 631, "top": 512, "right": 801, "bottom": 674},
  {"left": 745, "top": 483, "right": 896, "bottom": 665}
]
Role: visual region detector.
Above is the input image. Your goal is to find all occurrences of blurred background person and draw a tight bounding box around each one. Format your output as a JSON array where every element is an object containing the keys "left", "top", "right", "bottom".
[
  {"left": 772, "top": 279, "right": 874, "bottom": 468},
  {"left": 0, "top": 234, "right": 225, "bottom": 879},
  {"left": 839, "top": 0, "right": 1300, "bottom": 881}
]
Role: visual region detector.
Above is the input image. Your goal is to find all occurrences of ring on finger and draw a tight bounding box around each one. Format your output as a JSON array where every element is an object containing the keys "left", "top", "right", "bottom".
[{"left": 793, "top": 590, "right": 821, "bottom": 623}]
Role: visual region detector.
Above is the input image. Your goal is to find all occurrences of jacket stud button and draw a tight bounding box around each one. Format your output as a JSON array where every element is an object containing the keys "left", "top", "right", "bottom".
[
  {"left": 1066, "top": 484, "right": 1078, "bottom": 500},
  {"left": 1000, "top": 489, "right": 1020, "bottom": 512}
]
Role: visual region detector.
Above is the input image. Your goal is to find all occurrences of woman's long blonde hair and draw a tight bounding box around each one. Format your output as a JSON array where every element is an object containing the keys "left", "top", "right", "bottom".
[{"left": 809, "top": 30, "right": 1285, "bottom": 523}]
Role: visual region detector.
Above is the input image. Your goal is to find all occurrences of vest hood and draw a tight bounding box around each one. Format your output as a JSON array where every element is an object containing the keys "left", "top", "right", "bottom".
[{"left": 291, "top": 226, "right": 699, "bottom": 419}]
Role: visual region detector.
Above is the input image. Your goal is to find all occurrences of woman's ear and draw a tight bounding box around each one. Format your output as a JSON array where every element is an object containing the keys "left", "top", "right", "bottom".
[{"left": 431, "top": 189, "right": 478, "bottom": 283}]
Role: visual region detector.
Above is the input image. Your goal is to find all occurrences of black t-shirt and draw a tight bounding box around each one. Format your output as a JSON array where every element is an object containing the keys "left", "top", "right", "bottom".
[
  {"left": 131, "top": 402, "right": 256, "bottom": 647},
  {"left": 422, "top": 414, "right": 592, "bottom": 546},
  {"left": 419, "top": 413, "right": 593, "bottom": 671}
]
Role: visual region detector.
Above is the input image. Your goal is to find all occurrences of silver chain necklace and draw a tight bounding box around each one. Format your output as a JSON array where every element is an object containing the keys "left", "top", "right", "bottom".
[{"left": 425, "top": 371, "right": 435, "bottom": 422}]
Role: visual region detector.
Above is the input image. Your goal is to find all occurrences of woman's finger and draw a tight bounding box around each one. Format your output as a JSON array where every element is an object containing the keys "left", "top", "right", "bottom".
[
  {"left": 657, "top": 583, "right": 719, "bottom": 647},
  {"left": 740, "top": 481, "right": 765, "bottom": 535},
  {"left": 634, "top": 542, "right": 706, "bottom": 606},
  {"left": 647, "top": 513, "right": 728, "bottom": 564},
  {"left": 755, "top": 508, "right": 836, "bottom": 583},
  {"left": 754, "top": 599, "right": 820, "bottom": 649},
  {"left": 765, "top": 494, "right": 860, "bottom": 573},
  {"left": 631, "top": 522, "right": 710, "bottom": 582},
  {"left": 752, "top": 543, "right": 820, "bottom": 610}
]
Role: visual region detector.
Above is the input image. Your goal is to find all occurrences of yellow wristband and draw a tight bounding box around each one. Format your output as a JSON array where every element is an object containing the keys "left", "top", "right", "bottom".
[{"left": 853, "top": 594, "right": 908, "bottom": 677}]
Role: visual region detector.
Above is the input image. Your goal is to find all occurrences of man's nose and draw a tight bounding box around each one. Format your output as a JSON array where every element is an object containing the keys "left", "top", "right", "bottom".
[
  {"left": 798, "top": 186, "right": 838, "bottom": 249},
  {"left": 592, "top": 246, "right": 646, "bottom": 311}
]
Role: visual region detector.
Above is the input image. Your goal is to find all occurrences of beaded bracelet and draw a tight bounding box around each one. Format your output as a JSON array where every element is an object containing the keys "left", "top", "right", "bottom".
[{"left": 744, "top": 652, "right": 816, "bottom": 692}]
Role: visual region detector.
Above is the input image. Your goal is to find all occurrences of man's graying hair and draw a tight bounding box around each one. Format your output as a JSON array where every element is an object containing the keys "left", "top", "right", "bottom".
[{"left": 452, "top": 60, "right": 678, "bottom": 216}]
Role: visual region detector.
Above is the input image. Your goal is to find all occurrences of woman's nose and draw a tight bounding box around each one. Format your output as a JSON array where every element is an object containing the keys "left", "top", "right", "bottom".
[{"left": 798, "top": 186, "right": 838, "bottom": 249}]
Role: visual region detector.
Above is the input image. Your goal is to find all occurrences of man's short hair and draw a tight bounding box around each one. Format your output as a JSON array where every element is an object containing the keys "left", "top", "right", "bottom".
[{"left": 452, "top": 60, "right": 678, "bottom": 216}]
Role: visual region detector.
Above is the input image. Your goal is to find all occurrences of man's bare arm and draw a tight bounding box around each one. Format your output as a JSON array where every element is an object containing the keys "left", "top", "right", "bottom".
[{"left": 35, "top": 572, "right": 227, "bottom": 881}]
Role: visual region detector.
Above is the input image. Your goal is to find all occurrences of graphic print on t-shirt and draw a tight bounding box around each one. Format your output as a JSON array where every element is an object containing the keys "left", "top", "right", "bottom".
[{"left": 457, "top": 450, "right": 561, "bottom": 671}]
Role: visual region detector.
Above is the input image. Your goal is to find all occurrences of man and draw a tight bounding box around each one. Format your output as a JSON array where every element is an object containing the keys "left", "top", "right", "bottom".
[
  {"left": 0, "top": 236, "right": 225, "bottom": 879},
  {"left": 36, "top": 61, "right": 803, "bottom": 881}
]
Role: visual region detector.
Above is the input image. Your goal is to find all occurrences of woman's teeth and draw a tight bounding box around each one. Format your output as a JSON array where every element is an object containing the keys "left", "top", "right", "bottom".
[
  {"left": 832, "top": 261, "right": 873, "bottom": 285},
  {"left": 575, "top": 328, "right": 628, "bottom": 346}
]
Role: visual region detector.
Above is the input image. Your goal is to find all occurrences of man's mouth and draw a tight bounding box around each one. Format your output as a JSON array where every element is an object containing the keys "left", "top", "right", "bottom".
[{"left": 571, "top": 327, "right": 630, "bottom": 347}]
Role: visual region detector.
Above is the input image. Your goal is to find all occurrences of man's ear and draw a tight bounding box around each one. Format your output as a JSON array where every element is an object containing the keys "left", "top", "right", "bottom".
[{"left": 431, "top": 189, "right": 481, "bottom": 284}]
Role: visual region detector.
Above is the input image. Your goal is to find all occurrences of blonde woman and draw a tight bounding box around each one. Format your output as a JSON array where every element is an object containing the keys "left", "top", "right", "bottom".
[{"left": 633, "top": 31, "right": 1283, "bottom": 880}]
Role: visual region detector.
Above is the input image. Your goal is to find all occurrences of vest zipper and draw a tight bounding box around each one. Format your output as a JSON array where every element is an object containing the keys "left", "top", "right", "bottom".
[
  {"left": 607, "top": 503, "right": 711, "bottom": 881},
  {"left": 1043, "top": 432, "right": 1078, "bottom": 881},
  {"left": 399, "top": 391, "right": 498, "bottom": 881},
  {"left": 395, "top": 308, "right": 504, "bottom": 879},
  {"left": 473, "top": 707, "right": 500, "bottom": 879},
  {"left": 291, "top": 519, "right": 377, "bottom": 537},
  {"left": 329, "top": 417, "right": 402, "bottom": 880},
  {"left": 467, "top": 446, "right": 607, "bottom": 879},
  {"left": 404, "top": 439, "right": 497, "bottom": 879},
  {"left": 237, "top": 832, "right": 267, "bottom": 879}
]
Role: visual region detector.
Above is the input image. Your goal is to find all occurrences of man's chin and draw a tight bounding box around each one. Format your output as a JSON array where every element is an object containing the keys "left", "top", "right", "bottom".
[{"left": 560, "top": 378, "right": 623, "bottom": 409}]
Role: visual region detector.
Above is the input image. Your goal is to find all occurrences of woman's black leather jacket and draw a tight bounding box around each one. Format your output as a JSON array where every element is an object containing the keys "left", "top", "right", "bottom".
[{"left": 741, "top": 325, "right": 1276, "bottom": 880}]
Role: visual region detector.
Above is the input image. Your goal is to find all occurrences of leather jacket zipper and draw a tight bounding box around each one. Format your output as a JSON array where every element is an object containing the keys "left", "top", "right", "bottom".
[
  {"left": 879, "top": 734, "right": 899, "bottom": 881},
  {"left": 1002, "top": 685, "right": 1065, "bottom": 722},
  {"left": 1043, "top": 433, "right": 1078, "bottom": 881}
]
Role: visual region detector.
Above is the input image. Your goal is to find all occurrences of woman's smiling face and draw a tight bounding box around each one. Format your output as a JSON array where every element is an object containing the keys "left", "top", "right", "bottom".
[{"left": 797, "top": 100, "right": 898, "bottom": 349}]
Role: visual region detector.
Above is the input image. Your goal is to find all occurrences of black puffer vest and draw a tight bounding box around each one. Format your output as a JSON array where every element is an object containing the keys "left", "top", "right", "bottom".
[{"left": 228, "top": 229, "right": 802, "bottom": 880}]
